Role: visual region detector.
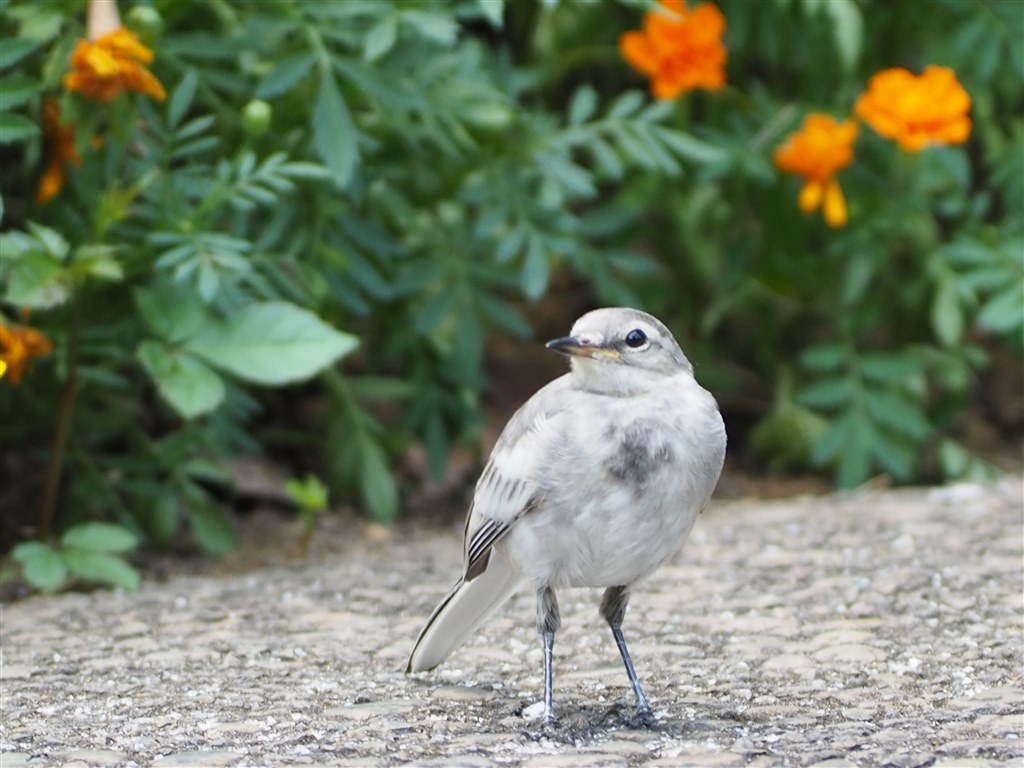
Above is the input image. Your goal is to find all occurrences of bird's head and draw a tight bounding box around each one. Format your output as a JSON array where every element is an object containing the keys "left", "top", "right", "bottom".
[{"left": 546, "top": 307, "right": 693, "bottom": 396}]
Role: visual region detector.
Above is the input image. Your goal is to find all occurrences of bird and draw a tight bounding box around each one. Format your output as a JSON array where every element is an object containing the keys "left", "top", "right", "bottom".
[{"left": 406, "top": 307, "right": 727, "bottom": 727}]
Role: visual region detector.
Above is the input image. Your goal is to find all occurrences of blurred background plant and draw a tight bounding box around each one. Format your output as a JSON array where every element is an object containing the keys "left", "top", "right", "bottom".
[
  {"left": 285, "top": 473, "right": 329, "bottom": 557},
  {"left": 1, "top": 0, "right": 1021, "bottom": 592}
]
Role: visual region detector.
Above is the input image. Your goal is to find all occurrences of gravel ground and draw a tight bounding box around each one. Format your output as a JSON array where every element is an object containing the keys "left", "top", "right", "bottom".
[{"left": 2, "top": 477, "right": 1022, "bottom": 768}]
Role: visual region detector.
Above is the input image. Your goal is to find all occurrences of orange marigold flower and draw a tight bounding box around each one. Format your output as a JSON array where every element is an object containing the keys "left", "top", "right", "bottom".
[
  {"left": 64, "top": 27, "right": 166, "bottom": 103},
  {"left": 0, "top": 319, "right": 54, "bottom": 385},
  {"left": 619, "top": 0, "right": 727, "bottom": 100},
  {"left": 36, "top": 99, "right": 82, "bottom": 205},
  {"left": 855, "top": 65, "right": 971, "bottom": 152},
  {"left": 774, "top": 114, "right": 859, "bottom": 229}
]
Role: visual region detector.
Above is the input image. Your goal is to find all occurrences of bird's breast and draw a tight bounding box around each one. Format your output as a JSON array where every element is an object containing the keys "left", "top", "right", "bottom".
[{"left": 500, "top": 384, "right": 725, "bottom": 589}]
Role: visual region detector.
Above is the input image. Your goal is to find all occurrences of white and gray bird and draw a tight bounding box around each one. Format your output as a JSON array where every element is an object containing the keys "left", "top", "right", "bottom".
[{"left": 406, "top": 307, "right": 726, "bottom": 726}]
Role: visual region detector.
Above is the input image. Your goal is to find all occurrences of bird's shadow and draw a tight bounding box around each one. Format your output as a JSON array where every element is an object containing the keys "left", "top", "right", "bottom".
[{"left": 510, "top": 700, "right": 728, "bottom": 744}]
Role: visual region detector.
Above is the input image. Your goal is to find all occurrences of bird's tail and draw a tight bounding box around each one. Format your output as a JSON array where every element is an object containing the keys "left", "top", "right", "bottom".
[{"left": 407, "top": 548, "right": 522, "bottom": 673}]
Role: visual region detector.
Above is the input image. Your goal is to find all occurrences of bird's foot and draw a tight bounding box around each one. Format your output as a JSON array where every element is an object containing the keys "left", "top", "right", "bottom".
[{"left": 625, "top": 705, "right": 656, "bottom": 730}]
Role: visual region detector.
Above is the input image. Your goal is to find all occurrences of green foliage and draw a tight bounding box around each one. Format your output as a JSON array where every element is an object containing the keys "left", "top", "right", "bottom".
[
  {"left": 11, "top": 522, "right": 140, "bottom": 592},
  {"left": 286, "top": 472, "right": 330, "bottom": 555},
  {"left": 632, "top": 0, "right": 1022, "bottom": 488},
  {"left": 286, "top": 473, "right": 329, "bottom": 519},
  {"left": 0, "top": 0, "right": 1020, "bottom": 590}
]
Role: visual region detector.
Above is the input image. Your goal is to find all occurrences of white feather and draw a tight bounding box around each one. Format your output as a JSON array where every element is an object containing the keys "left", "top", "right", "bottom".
[{"left": 407, "top": 548, "right": 522, "bottom": 672}]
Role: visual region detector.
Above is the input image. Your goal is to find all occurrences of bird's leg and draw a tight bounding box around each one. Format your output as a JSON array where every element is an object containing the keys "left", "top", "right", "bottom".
[
  {"left": 536, "top": 585, "right": 561, "bottom": 726},
  {"left": 600, "top": 586, "right": 653, "bottom": 723}
]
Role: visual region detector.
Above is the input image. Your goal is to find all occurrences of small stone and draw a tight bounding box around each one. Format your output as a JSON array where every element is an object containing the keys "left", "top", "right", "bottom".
[
  {"left": 522, "top": 700, "right": 547, "bottom": 721},
  {"left": 648, "top": 753, "right": 744, "bottom": 767},
  {"left": 323, "top": 701, "right": 417, "bottom": 720},
  {"left": 155, "top": 751, "right": 243, "bottom": 766},
  {"left": 761, "top": 653, "right": 815, "bottom": 672},
  {"left": 522, "top": 753, "right": 628, "bottom": 767},
  {"left": 813, "top": 644, "right": 886, "bottom": 663},
  {"left": 0, "top": 665, "right": 34, "bottom": 680},
  {"left": 841, "top": 708, "right": 876, "bottom": 721},
  {"left": 59, "top": 751, "right": 129, "bottom": 765},
  {"left": 429, "top": 685, "right": 498, "bottom": 701}
]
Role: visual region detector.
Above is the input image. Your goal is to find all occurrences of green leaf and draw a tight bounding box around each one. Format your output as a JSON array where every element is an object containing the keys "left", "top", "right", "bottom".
[
  {"left": 796, "top": 377, "right": 850, "bottom": 409},
  {"left": 4, "top": 249, "right": 69, "bottom": 308},
  {"left": 612, "top": 126, "right": 658, "bottom": 169},
  {"left": 942, "top": 240, "right": 996, "bottom": 266},
  {"left": 175, "top": 115, "right": 215, "bottom": 143},
  {"left": 938, "top": 438, "right": 969, "bottom": 477},
  {"left": 653, "top": 127, "right": 728, "bottom": 165},
  {"left": 977, "top": 284, "right": 1024, "bottom": 334},
  {"left": 476, "top": 0, "right": 504, "bottom": 27},
  {"left": 11, "top": 5, "right": 64, "bottom": 45},
  {"left": 285, "top": 474, "right": 330, "bottom": 513},
  {"left": 63, "top": 549, "right": 140, "bottom": 591},
  {"left": 822, "top": 0, "right": 863, "bottom": 72},
  {"left": 364, "top": 15, "right": 398, "bottom": 62},
  {"left": 182, "top": 458, "right": 230, "bottom": 484},
  {"left": 134, "top": 284, "right": 208, "bottom": 343},
  {"left": 932, "top": 274, "right": 964, "bottom": 347},
  {"left": 810, "top": 411, "right": 852, "bottom": 465},
  {"left": 146, "top": 495, "right": 181, "bottom": 548},
  {"left": 187, "top": 500, "right": 237, "bottom": 555},
  {"left": 414, "top": 290, "right": 457, "bottom": 334},
  {"left": 870, "top": 436, "right": 915, "bottom": 481},
  {"left": 569, "top": 85, "right": 597, "bottom": 126},
  {"left": 494, "top": 225, "right": 526, "bottom": 263},
  {"left": 313, "top": 73, "right": 358, "bottom": 189},
  {"left": 835, "top": 421, "right": 873, "bottom": 489},
  {"left": 360, "top": 440, "right": 399, "bottom": 522},
  {"left": 347, "top": 375, "right": 417, "bottom": 401},
  {"left": 400, "top": 9, "right": 458, "bottom": 45},
  {"left": 799, "top": 343, "right": 847, "bottom": 372},
  {"left": 521, "top": 236, "right": 549, "bottom": 300},
  {"left": 255, "top": 52, "right": 315, "bottom": 99},
  {"left": 476, "top": 294, "right": 531, "bottom": 336},
  {"left": 186, "top": 301, "right": 359, "bottom": 386},
  {"left": 863, "top": 389, "right": 931, "bottom": 440},
  {"left": 748, "top": 400, "right": 827, "bottom": 472},
  {"left": 0, "top": 76, "right": 41, "bottom": 111},
  {"left": 607, "top": 90, "right": 644, "bottom": 120},
  {"left": 28, "top": 221, "right": 69, "bottom": 259},
  {"left": 0, "top": 112, "right": 39, "bottom": 144},
  {"left": 859, "top": 352, "right": 921, "bottom": 383},
  {"left": 75, "top": 246, "right": 124, "bottom": 283},
  {"left": 60, "top": 522, "right": 139, "bottom": 553},
  {"left": 543, "top": 156, "right": 595, "bottom": 198},
  {"left": 589, "top": 136, "right": 624, "bottom": 179},
  {"left": 0, "top": 38, "right": 40, "bottom": 70},
  {"left": 842, "top": 252, "right": 875, "bottom": 306},
  {"left": 138, "top": 340, "right": 226, "bottom": 419},
  {"left": 168, "top": 68, "right": 198, "bottom": 129},
  {"left": 12, "top": 542, "right": 67, "bottom": 592}
]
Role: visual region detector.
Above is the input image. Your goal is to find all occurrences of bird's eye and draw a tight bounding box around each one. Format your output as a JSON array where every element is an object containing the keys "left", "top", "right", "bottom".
[{"left": 625, "top": 329, "right": 647, "bottom": 348}]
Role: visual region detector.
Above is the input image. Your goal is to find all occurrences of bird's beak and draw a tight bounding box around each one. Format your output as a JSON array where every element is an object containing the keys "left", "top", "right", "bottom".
[{"left": 545, "top": 336, "right": 621, "bottom": 360}]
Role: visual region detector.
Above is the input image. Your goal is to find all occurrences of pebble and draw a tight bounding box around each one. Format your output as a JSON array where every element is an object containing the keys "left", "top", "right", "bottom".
[
  {"left": 812, "top": 644, "right": 887, "bottom": 663},
  {"left": 155, "top": 750, "right": 245, "bottom": 766}
]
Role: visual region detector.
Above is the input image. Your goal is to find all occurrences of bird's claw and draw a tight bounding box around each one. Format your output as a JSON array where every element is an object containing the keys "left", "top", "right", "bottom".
[{"left": 626, "top": 706, "right": 656, "bottom": 729}]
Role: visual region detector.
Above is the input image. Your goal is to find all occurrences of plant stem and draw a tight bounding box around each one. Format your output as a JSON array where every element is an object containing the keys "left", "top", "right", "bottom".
[{"left": 39, "top": 305, "right": 79, "bottom": 539}]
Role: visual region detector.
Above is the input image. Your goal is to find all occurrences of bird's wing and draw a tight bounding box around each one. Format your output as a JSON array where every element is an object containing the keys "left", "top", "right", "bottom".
[
  {"left": 461, "top": 375, "right": 571, "bottom": 579},
  {"left": 406, "top": 375, "right": 572, "bottom": 673}
]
